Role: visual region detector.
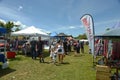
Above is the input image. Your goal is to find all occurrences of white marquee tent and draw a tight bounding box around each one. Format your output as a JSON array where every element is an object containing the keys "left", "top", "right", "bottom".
[
  {"left": 11, "top": 26, "right": 50, "bottom": 40},
  {"left": 11, "top": 26, "right": 49, "bottom": 36}
]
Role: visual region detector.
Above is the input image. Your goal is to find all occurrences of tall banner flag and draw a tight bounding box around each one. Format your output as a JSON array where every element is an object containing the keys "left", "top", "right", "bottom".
[{"left": 80, "top": 14, "right": 95, "bottom": 56}]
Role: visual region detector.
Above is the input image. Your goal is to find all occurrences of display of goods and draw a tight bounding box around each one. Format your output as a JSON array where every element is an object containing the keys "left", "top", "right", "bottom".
[{"left": 7, "top": 51, "right": 16, "bottom": 59}]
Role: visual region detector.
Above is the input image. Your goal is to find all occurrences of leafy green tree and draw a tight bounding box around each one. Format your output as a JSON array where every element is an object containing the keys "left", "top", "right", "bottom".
[
  {"left": 0, "top": 21, "right": 5, "bottom": 27},
  {"left": 0, "top": 21, "right": 21, "bottom": 37},
  {"left": 5, "top": 21, "right": 14, "bottom": 34},
  {"left": 106, "top": 28, "right": 110, "bottom": 31},
  {"left": 15, "top": 27, "right": 21, "bottom": 32},
  {"left": 4, "top": 21, "right": 15, "bottom": 37},
  {"left": 81, "top": 33, "right": 87, "bottom": 39},
  {"left": 75, "top": 33, "right": 87, "bottom": 39}
]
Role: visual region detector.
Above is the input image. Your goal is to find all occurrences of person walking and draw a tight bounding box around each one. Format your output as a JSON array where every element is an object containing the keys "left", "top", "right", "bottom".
[
  {"left": 56, "top": 40, "right": 65, "bottom": 64},
  {"left": 36, "top": 36, "right": 44, "bottom": 63}
]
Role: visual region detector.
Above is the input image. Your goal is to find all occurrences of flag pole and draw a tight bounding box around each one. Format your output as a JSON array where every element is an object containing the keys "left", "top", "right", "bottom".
[
  {"left": 80, "top": 14, "right": 95, "bottom": 68},
  {"left": 89, "top": 14, "right": 95, "bottom": 68}
]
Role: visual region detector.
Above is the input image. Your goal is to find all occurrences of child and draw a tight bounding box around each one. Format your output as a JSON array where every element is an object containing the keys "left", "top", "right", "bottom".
[
  {"left": 49, "top": 44, "right": 57, "bottom": 64},
  {"left": 53, "top": 50, "right": 57, "bottom": 64}
]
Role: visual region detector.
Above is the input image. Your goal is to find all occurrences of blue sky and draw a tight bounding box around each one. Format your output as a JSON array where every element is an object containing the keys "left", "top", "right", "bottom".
[{"left": 0, "top": 0, "right": 120, "bottom": 37}]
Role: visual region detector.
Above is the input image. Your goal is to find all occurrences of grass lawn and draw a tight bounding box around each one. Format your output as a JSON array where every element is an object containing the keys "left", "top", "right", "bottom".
[{"left": 0, "top": 45, "right": 96, "bottom": 80}]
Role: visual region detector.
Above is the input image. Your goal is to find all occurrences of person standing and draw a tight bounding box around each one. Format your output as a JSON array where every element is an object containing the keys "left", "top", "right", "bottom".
[
  {"left": 13, "top": 38, "right": 19, "bottom": 51},
  {"left": 63, "top": 39, "right": 68, "bottom": 55},
  {"left": 76, "top": 40, "right": 80, "bottom": 54},
  {"left": 56, "top": 40, "right": 65, "bottom": 64},
  {"left": 49, "top": 43, "right": 57, "bottom": 64},
  {"left": 67, "top": 40, "right": 71, "bottom": 54},
  {"left": 36, "top": 36, "right": 44, "bottom": 63},
  {"left": 30, "top": 38, "right": 37, "bottom": 59},
  {"left": 80, "top": 41, "right": 84, "bottom": 53}
]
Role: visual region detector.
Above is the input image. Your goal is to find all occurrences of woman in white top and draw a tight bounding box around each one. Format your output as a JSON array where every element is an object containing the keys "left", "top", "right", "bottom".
[{"left": 56, "top": 40, "right": 65, "bottom": 63}]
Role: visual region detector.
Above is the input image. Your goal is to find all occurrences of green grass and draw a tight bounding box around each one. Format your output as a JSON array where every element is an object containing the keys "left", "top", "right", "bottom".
[{"left": 0, "top": 45, "right": 96, "bottom": 80}]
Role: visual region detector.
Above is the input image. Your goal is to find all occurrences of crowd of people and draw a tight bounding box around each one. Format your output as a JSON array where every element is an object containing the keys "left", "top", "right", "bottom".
[
  {"left": 7, "top": 36, "right": 86, "bottom": 64},
  {"left": 49, "top": 38, "right": 85, "bottom": 64}
]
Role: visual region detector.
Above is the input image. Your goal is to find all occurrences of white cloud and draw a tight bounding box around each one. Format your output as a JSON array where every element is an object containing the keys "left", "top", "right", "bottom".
[
  {"left": 69, "top": 26, "right": 75, "bottom": 29},
  {"left": 13, "top": 21, "right": 21, "bottom": 26},
  {"left": 0, "top": 4, "right": 30, "bottom": 24},
  {"left": 0, "top": 19, "right": 6, "bottom": 24},
  {"left": 0, "top": 6, "right": 20, "bottom": 18},
  {"left": 0, "top": 19, "right": 27, "bottom": 29},
  {"left": 13, "top": 21, "right": 27, "bottom": 29},
  {"left": 18, "top": 6, "right": 23, "bottom": 11},
  {"left": 49, "top": 24, "right": 82, "bottom": 33}
]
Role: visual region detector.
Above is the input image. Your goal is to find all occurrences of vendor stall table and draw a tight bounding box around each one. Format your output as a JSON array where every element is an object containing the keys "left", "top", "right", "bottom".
[{"left": 96, "top": 65, "right": 111, "bottom": 80}]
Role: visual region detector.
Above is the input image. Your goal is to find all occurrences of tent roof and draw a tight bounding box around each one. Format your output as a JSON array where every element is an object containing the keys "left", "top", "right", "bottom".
[
  {"left": 56, "top": 33, "right": 71, "bottom": 37},
  {"left": 95, "top": 28, "right": 120, "bottom": 38},
  {"left": 57, "top": 33, "right": 67, "bottom": 36},
  {"left": 112, "top": 21, "right": 120, "bottom": 29},
  {"left": 11, "top": 26, "right": 48, "bottom": 36},
  {"left": 95, "top": 21, "right": 120, "bottom": 38},
  {"left": 102, "top": 29, "right": 120, "bottom": 36}
]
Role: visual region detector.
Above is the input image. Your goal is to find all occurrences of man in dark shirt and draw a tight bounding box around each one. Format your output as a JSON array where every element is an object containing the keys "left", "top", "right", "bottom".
[
  {"left": 36, "top": 36, "right": 44, "bottom": 63},
  {"left": 80, "top": 41, "right": 84, "bottom": 53},
  {"left": 63, "top": 39, "right": 68, "bottom": 55},
  {"left": 30, "top": 38, "right": 37, "bottom": 59}
]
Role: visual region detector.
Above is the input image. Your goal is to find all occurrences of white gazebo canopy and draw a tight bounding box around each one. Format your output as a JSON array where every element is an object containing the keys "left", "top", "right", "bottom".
[{"left": 11, "top": 26, "right": 49, "bottom": 36}]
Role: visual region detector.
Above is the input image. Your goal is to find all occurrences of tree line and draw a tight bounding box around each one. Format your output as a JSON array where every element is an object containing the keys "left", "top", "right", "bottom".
[
  {"left": 74, "top": 33, "right": 87, "bottom": 39},
  {"left": 0, "top": 21, "right": 21, "bottom": 37}
]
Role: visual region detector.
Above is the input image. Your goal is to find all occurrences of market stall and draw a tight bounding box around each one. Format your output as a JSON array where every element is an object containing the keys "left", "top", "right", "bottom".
[
  {"left": 95, "top": 28, "right": 120, "bottom": 80},
  {"left": 0, "top": 27, "right": 8, "bottom": 69}
]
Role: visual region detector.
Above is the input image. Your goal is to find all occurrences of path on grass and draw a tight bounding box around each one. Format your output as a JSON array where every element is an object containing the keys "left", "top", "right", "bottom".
[{"left": 0, "top": 48, "right": 96, "bottom": 80}]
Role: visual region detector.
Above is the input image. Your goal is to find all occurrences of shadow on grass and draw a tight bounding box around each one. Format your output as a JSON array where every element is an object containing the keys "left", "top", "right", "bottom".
[
  {"left": 0, "top": 66, "right": 16, "bottom": 78},
  {"left": 61, "top": 62, "right": 70, "bottom": 65},
  {"left": 55, "top": 62, "right": 70, "bottom": 66}
]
